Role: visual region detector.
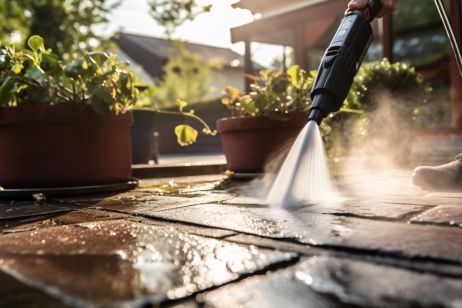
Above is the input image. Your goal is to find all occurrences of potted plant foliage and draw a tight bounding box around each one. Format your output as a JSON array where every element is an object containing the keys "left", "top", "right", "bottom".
[
  {"left": 132, "top": 89, "right": 217, "bottom": 164},
  {"left": 0, "top": 35, "right": 140, "bottom": 187},
  {"left": 218, "top": 65, "right": 312, "bottom": 173}
]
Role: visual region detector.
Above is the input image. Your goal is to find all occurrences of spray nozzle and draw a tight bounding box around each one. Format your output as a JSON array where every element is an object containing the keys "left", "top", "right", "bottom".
[
  {"left": 308, "top": 108, "right": 325, "bottom": 125},
  {"left": 308, "top": 93, "right": 338, "bottom": 125}
]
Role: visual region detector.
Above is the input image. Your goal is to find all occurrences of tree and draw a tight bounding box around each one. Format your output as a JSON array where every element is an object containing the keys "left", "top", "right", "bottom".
[
  {"left": 154, "top": 42, "right": 220, "bottom": 106},
  {"left": 0, "top": 1, "right": 28, "bottom": 42},
  {"left": 0, "top": 0, "right": 120, "bottom": 59},
  {"left": 148, "top": 0, "right": 212, "bottom": 38},
  {"left": 391, "top": 0, "right": 449, "bottom": 68}
]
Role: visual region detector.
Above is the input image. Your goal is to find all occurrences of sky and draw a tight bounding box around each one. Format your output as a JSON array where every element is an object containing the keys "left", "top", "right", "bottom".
[{"left": 107, "top": 0, "right": 284, "bottom": 67}]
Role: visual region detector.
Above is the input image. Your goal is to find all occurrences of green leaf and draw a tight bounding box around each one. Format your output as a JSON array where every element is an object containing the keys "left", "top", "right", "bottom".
[
  {"left": 12, "top": 63, "right": 23, "bottom": 74},
  {"left": 41, "top": 53, "right": 62, "bottom": 76},
  {"left": 88, "top": 52, "right": 109, "bottom": 66},
  {"left": 64, "top": 59, "right": 85, "bottom": 78},
  {"left": 0, "top": 77, "right": 16, "bottom": 106},
  {"left": 82, "top": 56, "right": 97, "bottom": 76},
  {"left": 287, "top": 65, "right": 301, "bottom": 88},
  {"left": 174, "top": 124, "right": 198, "bottom": 146},
  {"left": 176, "top": 98, "right": 188, "bottom": 112},
  {"left": 259, "top": 69, "right": 270, "bottom": 80},
  {"left": 27, "top": 35, "right": 45, "bottom": 53},
  {"left": 24, "top": 66, "right": 45, "bottom": 81}
]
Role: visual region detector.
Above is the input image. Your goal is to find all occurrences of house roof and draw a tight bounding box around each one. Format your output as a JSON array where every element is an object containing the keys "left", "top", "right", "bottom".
[
  {"left": 233, "top": 0, "right": 329, "bottom": 18},
  {"left": 115, "top": 32, "right": 247, "bottom": 73},
  {"left": 231, "top": 0, "right": 345, "bottom": 46}
]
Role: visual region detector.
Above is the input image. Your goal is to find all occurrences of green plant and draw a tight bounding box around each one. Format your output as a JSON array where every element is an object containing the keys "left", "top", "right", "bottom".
[
  {"left": 154, "top": 42, "right": 220, "bottom": 107},
  {"left": 0, "top": 35, "right": 215, "bottom": 147},
  {"left": 149, "top": 0, "right": 212, "bottom": 38},
  {"left": 222, "top": 65, "right": 313, "bottom": 120},
  {"left": 0, "top": 0, "right": 120, "bottom": 59},
  {"left": 135, "top": 87, "right": 216, "bottom": 147},
  {"left": 323, "top": 59, "right": 433, "bottom": 161},
  {"left": 222, "top": 65, "right": 362, "bottom": 121},
  {"left": 0, "top": 35, "right": 137, "bottom": 114},
  {"left": 355, "top": 59, "right": 432, "bottom": 113}
]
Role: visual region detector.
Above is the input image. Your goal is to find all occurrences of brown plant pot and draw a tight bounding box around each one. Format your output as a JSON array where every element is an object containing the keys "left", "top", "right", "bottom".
[
  {"left": 0, "top": 104, "right": 133, "bottom": 187},
  {"left": 217, "top": 115, "right": 307, "bottom": 173}
]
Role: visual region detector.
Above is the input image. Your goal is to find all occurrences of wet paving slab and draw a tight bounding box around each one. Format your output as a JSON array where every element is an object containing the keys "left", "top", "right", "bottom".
[
  {"left": 128, "top": 216, "right": 238, "bottom": 239},
  {"left": 148, "top": 203, "right": 462, "bottom": 263},
  {"left": 299, "top": 199, "right": 430, "bottom": 220},
  {"left": 0, "top": 201, "right": 72, "bottom": 221},
  {"left": 78, "top": 192, "right": 235, "bottom": 215},
  {"left": 222, "top": 195, "right": 432, "bottom": 220},
  {"left": 1, "top": 209, "right": 130, "bottom": 234},
  {"left": 410, "top": 205, "right": 462, "bottom": 227},
  {"left": 2, "top": 172, "right": 462, "bottom": 306},
  {"left": 0, "top": 270, "right": 69, "bottom": 308},
  {"left": 0, "top": 220, "right": 295, "bottom": 307},
  {"left": 201, "top": 256, "right": 462, "bottom": 308},
  {"left": 224, "top": 233, "right": 462, "bottom": 278}
]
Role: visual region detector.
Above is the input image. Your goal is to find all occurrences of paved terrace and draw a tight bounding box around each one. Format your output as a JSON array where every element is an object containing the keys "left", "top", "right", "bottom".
[{"left": 1, "top": 168, "right": 462, "bottom": 307}]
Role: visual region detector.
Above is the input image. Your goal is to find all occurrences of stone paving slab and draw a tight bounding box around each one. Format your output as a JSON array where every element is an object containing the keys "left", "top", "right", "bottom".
[
  {"left": 201, "top": 256, "right": 462, "bottom": 308},
  {"left": 224, "top": 233, "right": 316, "bottom": 255},
  {"left": 149, "top": 203, "right": 462, "bottom": 263},
  {"left": 128, "top": 216, "right": 238, "bottom": 239},
  {"left": 0, "top": 201, "right": 71, "bottom": 221},
  {"left": 2, "top": 172, "right": 462, "bottom": 307},
  {"left": 1, "top": 209, "right": 130, "bottom": 234},
  {"left": 224, "top": 233, "right": 462, "bottom": 278},
  {"left": 0, "top": 220, "right": 295, "bottom": 307},
  {"left": 222, "top": 196, "right": 432, "bottom": 220},
  {"left": 82, "top": 192, "right": 234, "bottom": 215},
  {"left": 298, "top": 199, "right": 430, "bottom": 220},
  {"left": 410, "top": 205, "right": 462, "bottom": 227},
  {"left": 0, "top": 270, "right": 68, "bottom": 308}
]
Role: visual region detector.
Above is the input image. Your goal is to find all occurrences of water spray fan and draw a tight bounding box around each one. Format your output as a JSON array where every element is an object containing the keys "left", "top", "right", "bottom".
[
  {"left": 309, "top": 0, "right": 382, "bottom": 124},
  {"left": 266, "top": 0, "right": 383, "bottom": 207}
]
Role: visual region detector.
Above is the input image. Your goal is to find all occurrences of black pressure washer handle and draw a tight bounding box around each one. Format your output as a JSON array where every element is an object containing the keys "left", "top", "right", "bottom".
[
  {"left": 362, "top": 0, "right": 383, "bottom": 22},
  {"left": 308, "top": 0, "right": 383, "bottom": 124}
]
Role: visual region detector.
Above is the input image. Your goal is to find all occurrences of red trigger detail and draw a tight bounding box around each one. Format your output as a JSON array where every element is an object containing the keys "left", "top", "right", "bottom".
[{"left": 363, "top": 8, "right": 371, "bottom": 20}]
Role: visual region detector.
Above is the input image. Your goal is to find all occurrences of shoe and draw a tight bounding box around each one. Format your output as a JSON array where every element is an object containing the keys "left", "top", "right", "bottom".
[{"left": 412, "top": 154, "right": 462, "bottom": 191}]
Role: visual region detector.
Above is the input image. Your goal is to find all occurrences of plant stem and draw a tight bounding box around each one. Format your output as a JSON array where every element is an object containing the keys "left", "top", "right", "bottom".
[{"left": 135, "top": 108, "right": 216, "bottom": 135}]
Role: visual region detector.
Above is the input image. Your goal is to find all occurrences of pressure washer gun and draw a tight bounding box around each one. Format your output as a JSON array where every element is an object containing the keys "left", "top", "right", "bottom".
[{"left": 308, "top": 0, "right": 383, "bottom": 124}]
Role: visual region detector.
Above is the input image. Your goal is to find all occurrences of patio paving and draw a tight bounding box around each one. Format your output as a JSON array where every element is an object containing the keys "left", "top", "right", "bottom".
[{"left": 1, "top": 170, "right": 462, "bottom": 307}]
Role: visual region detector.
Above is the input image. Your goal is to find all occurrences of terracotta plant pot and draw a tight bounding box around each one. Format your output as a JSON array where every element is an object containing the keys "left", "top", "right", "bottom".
[
  {"left": 0, "top": 104, "right": 133, "bottom": 187},
  {"left": 217, "top": 115, "right": 308, "bottom": 173}
]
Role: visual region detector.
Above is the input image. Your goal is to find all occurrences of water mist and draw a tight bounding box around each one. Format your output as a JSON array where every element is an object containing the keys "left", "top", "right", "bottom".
[
  {"left": 266, "top": 121, "right": 339, "bottom": 208},
  {"left": 247, "top": 0, "right": 382, "bottom": 208}
]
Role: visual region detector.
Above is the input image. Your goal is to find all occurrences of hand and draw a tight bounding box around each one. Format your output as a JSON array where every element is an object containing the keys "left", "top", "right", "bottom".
[{"left": 347, "top": 0, "right": 398, "bottom": 18}]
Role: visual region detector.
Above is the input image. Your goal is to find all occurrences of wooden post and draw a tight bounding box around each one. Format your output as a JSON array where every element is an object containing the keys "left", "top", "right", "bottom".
[
  {"left": 450, "top": 0, "right": 462, "bottom": 128},
  {"left": 294, "top": 26, "right": 308, "bottom": 69},
  {"left": 244, "top": 39, "right": 253, "bottom": 94},
  {"left": 381, "top": 14, "right": 394, "bottom": 62},
  {"left": 282, "top": 45, "right": 287, "bottom": 71}
]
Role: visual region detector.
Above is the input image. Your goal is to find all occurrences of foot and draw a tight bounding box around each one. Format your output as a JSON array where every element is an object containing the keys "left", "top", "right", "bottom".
[{"left": 412, "top": 154, "right": 462, "bottom": 191}]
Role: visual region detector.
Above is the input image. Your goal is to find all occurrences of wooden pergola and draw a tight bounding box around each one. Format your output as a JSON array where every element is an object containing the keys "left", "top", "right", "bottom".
[{"left": 231, "top": 0, "right": 462, "bottom": 128}]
